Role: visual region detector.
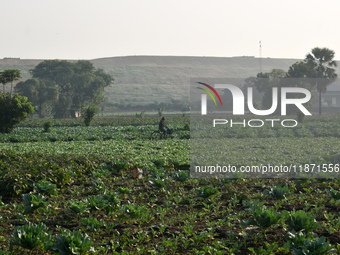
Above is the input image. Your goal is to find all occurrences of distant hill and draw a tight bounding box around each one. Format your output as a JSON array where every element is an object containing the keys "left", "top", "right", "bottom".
[{"left": 2, "top": 55, "right": 338, "bottom": 107}]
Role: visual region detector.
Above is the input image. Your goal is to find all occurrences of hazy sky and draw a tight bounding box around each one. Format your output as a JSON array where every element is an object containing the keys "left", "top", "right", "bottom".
[{"left": 1, "top": 0, "right": 340, "bottom": 60}]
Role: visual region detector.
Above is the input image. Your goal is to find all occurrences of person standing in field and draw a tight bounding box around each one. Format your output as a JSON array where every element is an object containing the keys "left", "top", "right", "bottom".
[{"left": 159, "top": 117, "right": 168, "bottom": 136}]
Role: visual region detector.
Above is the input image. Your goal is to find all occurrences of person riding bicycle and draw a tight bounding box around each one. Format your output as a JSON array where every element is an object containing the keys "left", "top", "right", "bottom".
[{"left": 159, "top": 117, "right": 168, "bottom": 136}]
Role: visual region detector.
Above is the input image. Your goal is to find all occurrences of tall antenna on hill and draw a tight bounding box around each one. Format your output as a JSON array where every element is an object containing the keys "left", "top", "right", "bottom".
[{"left": 259, "top": 40, "right": 262, "bottom": 73}]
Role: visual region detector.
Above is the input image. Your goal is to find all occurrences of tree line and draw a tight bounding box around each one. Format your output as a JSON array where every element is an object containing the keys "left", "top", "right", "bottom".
[
  {"left": 0, "top": 60, "right": 113, "bottom": 132},
  {"left": 15, "top": 60, "right": 114, "bottom": 118},
  {"left": 250, "top": 47, "right": 337, "bottom": 116}
]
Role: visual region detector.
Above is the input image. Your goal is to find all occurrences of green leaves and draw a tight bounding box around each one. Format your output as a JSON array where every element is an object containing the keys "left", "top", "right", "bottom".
[
  {"left": 28, "top": 59, "right": 113, "bottom": 118},
  {"left": 285, "top": 231, "right": 335, "bottom": 255},
  {"left": 265, "top": 185, "right": 290, "bottom": 199},
  {"left": 82, "top": 105, "right": 98, "bottom": 126},
  {"left": 0, "top": 151, "right": 103, "bottom": 197},
  {"left": 0, "top": 93, "right": 34, "bottom": 133},
  {"left": 242, "top": 205, "right": 282, "bottom": 231},
  {"left": 326, "top": 188, "right": 340, "bottom": 200},
  {"left": 33, "top": 180, "right": 58, "bottom": 196},
  {"left": 67, "top": 199, "right": 89, "bottom": 216},
  {"left": 172, "top": 170, "right": 190, "bottom": 182},
  {"left": 196, "top": 186, "right": 219, "bottom": 199},
  {"left": 80, "top": 216, "right": 106, "bottom": 232},
  {"left": 150, "top": 176, "right": 168, "bottom": 190},
  {"left": 86, "top": 195, "right": 108, "bottom": 211},
  {"left": 116, "top": 187, "right": 131, "bottom": 194},
  {"left": 243, "top": 206, "right": 319, "bottom": 234},
  {"left": 10, "top": 222, "right": 51, "bottom": 252},
  {"left": 119, "top": 203, "right": 148, "bottom": 222},
  {"left": 51, "top": 229, "right": 95, "bottom": 255},
  {"left": 285, "top": 210, "right": 319, "bottom": 232},
  {"left": 22, "top": 193, "right": 49, "bottom": 215},
  {"left": 0, "top": 69, "right": 22, "bottom": 95}
]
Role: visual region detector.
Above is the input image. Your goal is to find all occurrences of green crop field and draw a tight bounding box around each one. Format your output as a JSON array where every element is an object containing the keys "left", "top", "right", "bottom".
[{"left": 0, "top": 116, "right": 340, "bottom": 254}]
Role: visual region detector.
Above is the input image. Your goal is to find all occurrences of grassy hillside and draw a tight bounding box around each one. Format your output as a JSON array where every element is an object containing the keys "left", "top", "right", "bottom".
[
  {"left": 91, "top": 56, "right": 300, "bottom": 106},
  {"left": 0, "top": 58, "right": 42, "bottom": 80},
  {"left": 2, "top": 55, "right": 336, "bottom": 108}
]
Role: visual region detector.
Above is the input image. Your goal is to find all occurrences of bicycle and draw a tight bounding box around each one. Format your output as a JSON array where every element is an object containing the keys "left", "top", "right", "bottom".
[{"left": 150, "top": 128, "right": 174, "bottom": 140}]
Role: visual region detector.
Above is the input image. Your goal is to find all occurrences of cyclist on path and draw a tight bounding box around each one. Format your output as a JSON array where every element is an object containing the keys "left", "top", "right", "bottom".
[{"left": 159, "top": 117, "right": 168, "bottom": 136}]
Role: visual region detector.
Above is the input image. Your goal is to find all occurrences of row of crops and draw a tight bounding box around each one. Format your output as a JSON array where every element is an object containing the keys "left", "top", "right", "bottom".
[
  {"left": 2, "top": 118, "right": 340, "bottom": 143},
  {"left": 0, "top": 116, "right": 339, "bottom": 254},
  {"left": 0, "top": 125, "right": 190, "bottom": 143}
]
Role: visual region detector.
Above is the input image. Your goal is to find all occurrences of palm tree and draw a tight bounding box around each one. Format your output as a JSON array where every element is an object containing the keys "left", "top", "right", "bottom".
[
  {"left": 1, "top": 69, "right": 22, "bottom": 96},
  {"left": 305, "top": 47, "right": 337, "bottom": 115},
  {"left": 0, "top": 71, "right": 6, "bottom": 93}
]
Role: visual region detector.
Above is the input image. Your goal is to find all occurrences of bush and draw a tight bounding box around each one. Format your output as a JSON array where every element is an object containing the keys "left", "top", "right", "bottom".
[
  {"left": 158, "top": 107, "right": 164, "bottom": 117},
  {"left": 0, "top": 93, "right": 34, "bottom": 133},
  {"left": 82, "top": 105, "right": 98, "bottom": 126},
  {"left": 136, "top": 110, "right": 145, "bottom": 118},
  {"left": 43, "top": 121, "right": 53, "bottom": 132}
]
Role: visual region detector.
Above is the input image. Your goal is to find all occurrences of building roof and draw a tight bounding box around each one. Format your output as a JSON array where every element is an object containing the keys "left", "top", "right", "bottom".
[{"left": 326, "top": 85, "right": 340, "bottom": 92}]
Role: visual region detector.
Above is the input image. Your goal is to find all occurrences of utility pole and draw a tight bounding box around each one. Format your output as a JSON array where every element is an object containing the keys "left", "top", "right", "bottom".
[{"left": 259, "top": 40, "right": 262, "bottom": 73}]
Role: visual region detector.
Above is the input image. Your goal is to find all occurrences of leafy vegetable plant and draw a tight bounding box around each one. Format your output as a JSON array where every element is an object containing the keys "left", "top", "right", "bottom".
[
  {"left": 80, "top": 216, "right": 106, "bottom": 232},
  {"left": 285, "top": 231, "right": 335, "bottom": 255},
  {"left": 92, "top": 180, "right": 107, "bottom": 194},
  {"left": 150, "top": 176, "right": 168, "bottom": 190},
  {"left": 116, "top": 187, "right": 131, "bottom": 194},
  {"left": 119, "top": 202, "right": 148, "bottom": 222},
  {"left": 51, "top": 228, "right": 95, "bottom": 255},
  {"left": 242, "top": 205, "right": 282, "bottom": 231},
  {"left": 33, "top": 180, "right": 58, "bottom": 196},
  {"left": 22, "top": 193, "right": 49, "bottom": 214},
  {"left": 172, "top": 170, "right": 190, "bottom": 182},
  {"left": 285, "top": 210, "right": 319, "bottom": 233},
  {"left": 67, "top": 199, "right": 89, "bottom": 216},
  {"left": 326, "top": 188, "right": 340, "bottom": 200},
  {"left": 9, "top": 222, "right": 51, "bottom": 252},
  {"left": 86, "top": 195, "right": 108, "bottom": 211},
  {"left": 196, "top": 186, "right": 219, "bottom": 199},
  {"left": 265, "top": 185, "right": 290, "bottom": 199}
]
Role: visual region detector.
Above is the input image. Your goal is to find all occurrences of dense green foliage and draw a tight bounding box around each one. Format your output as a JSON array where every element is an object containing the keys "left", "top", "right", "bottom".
[
  {"left": 254, "top": 47, "right": 337, "bottom": 116},
  {"left": 16, "top": 60, "right": 114, "bottom": 118},
  {"left": 0, "top": 93, "right": 34, "bottom": 133},
  {"left": 83, "top": 105, "right": 99, "bottom": 126},
  {"left": 15, "top": 78, "right": 58, "bottom": 118}
]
